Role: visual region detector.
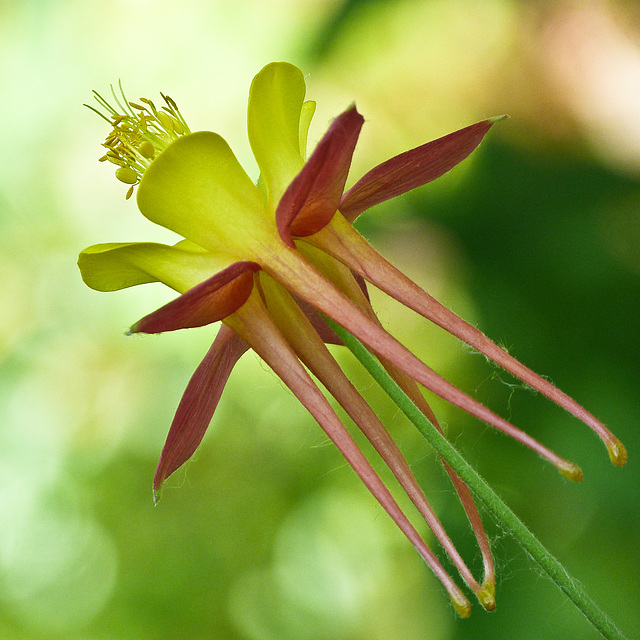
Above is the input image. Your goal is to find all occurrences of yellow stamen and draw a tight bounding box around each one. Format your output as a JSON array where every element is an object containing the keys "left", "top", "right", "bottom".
[
  {"left": 156, "top": 111, "right": 175, "bottom": 132},
  {"left": 139, "top": 141, "right": 155, "bottom": 160},
  {"left": 86, "top": 84, "right": 191, "bottom": 199},
  {"left": 139, "top": 96, "right": 158, "bottom": 115},
  {"left": 116, "top": 167, "right": 138, "bottom": 184},
  {"left": 105, "top": 156, "right": 124, "bottom": 166}
]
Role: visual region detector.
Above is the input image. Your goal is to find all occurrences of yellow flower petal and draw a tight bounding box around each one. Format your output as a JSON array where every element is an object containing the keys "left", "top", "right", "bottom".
[
  {"left": 137, "top": 132, "right": 269, "bottom": 257},
  {"left": 247, "top": 62, "right": 306, "bottom": 208},
  {"left": 78, "top": 241, "right": 237, "bottom": 293}
]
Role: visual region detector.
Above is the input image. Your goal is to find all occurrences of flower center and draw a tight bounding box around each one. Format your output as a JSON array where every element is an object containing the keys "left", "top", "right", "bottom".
[{"left": 86, "top": 82, "right": 191, "bottom": 199}]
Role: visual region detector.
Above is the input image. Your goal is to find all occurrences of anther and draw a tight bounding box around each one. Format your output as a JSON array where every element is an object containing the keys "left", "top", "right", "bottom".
[
  {"left": 171, "top": 118, "right": 184, "bottom": 135},
  {"left": 139, "top": 141, "right": 155, "bottom": 160},
  {"left": 116, "top": 167, "right": 138, "bottom": 184},
  {"left": 156, "top": 111, "right": 175, "bottom": 132},
  {"left": 139, "top": 97, "right": 158, "bottom": 115}
]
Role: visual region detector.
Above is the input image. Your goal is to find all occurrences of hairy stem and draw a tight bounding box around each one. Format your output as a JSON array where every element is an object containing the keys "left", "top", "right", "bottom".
[{"left": 325, "top": 317, "right": 628, "bottom": 640}]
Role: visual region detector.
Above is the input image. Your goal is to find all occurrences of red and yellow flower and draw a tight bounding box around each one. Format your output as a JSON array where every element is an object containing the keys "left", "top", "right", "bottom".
[{"left": 79, "top": 62, "right": 626, "bottom": 616}]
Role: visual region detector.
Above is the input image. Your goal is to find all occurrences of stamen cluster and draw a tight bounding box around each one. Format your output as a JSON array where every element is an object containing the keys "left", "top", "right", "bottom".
[{"left": 85, "top": 83, "right": 190, "bottom": 199}]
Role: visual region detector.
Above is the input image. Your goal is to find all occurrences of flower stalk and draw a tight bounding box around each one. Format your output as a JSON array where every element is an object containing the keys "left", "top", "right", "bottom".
[{"left": 326, "top": 316, "right": 629, "bottom": 639}]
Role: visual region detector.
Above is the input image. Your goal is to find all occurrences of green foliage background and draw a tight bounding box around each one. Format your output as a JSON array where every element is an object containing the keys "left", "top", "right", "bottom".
[{"left": 0, "top": 1, "right": 638, "bottom": 638}]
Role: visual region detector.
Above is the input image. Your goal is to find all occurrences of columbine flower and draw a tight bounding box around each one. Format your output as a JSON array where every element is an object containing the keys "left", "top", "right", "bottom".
[{"left": 79, "top": 62, "right": 626, "bottom": 616}]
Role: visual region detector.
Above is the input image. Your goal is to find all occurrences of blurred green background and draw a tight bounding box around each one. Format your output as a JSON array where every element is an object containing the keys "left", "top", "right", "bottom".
[{"left": 1, "top": 0, "right": 638, "bottom": 638}]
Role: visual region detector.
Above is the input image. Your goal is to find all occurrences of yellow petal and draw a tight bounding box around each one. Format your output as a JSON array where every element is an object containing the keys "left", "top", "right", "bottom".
[
  {"left": 78, "top": 241, "right": 237, "bottom": 293},
  {"left": 137, "top": 132, "right": 270, "bottom": 257},
  {"left": 247, "top": 62, "right": 306, "bottom": 208}
]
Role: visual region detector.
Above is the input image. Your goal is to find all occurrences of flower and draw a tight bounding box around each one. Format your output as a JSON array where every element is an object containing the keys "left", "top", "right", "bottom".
[{"left": 79, "top": 62, "right": 626, "bottom": 616}]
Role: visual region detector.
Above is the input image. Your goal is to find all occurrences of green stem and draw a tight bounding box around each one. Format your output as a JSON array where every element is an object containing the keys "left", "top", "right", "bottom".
[{"left": 325, "top": 318, "right": 627, "bottom": 640}]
